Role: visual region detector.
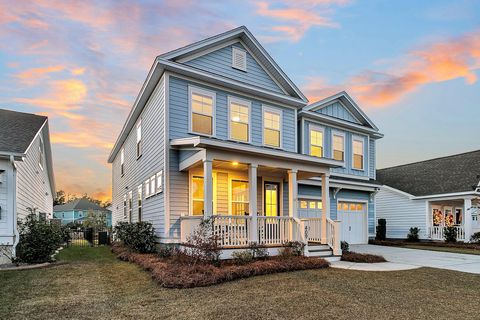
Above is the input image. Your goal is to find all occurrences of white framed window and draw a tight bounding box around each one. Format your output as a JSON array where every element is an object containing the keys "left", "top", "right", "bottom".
[
  {"left": 149, "top": 175, "right": 156, "bottom": 197},
  {"left": 352, "top": 136, "right": 365, "bottom": 170},
  {"left": 231, "top": 180, "right": 249, "bottom": 216},
  {"left": 300, "top": 201, "right": 308, "bottom": 209},
  {"left": 263, "top": 106, "right": 282, "bottom": 148},
  {"left": 128, "top": 191, "right": 133, "bottom": 222},
  {"left": 228, "top": 96, "right": 250, "bottom": 142},
  {"left": 232, "top": 47, "right": 247, "bottom": 71},
  {"left": 136, "top": 120, "right": 142, "bottom": 158},
  {"left": 332, "top": 131, "right": 345, "bottom": 161},
  {"left": 189, "top": 86, "right": 215, "bottom": 136},
  {"left": 137, "top": 185, "right": 142, "bottom": 222},
  {"left": 120, "top": 147, "right": 125, "bottom": 176},
  {"left": 123, "top": 194, "right": 127, "bottom": 220},
  {"left": 145, "top": 179, "right": 150, "bottom": 198},
  {"left": 38, "top": 137, "right": 44, "bottom": 170},
  {"left": 191, "top": 175, "right": 204, "bottom": 216},
  {"left": 309, "top": 126, "right": 324, "bottom": 158},
  {"left": 156, "top": 170, "right": 163, "bottom": 194}
]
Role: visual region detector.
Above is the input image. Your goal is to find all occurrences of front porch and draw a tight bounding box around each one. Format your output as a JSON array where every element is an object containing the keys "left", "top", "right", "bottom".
[
  {"left": 173, "top": 138, "right": 343, "bottom": 255},
  {"left": 427, "top": 197, "right": 479, "bottom": 242}
]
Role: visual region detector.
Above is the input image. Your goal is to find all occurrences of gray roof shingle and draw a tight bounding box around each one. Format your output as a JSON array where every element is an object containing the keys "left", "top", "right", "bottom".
[
  {"left": 54, "top": 198, "right": 109, "bottom": 212},
  {"left": 376, "top": 150, "right": 480, "bottom": 196},
  {"left": 0, "top": 109, "right": 47, "bottom": 154}
]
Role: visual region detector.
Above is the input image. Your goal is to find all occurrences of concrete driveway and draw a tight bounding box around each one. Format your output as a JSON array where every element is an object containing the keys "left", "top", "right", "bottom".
[{"left": 348, "top": 244, "right": 480, "bottom": 274}]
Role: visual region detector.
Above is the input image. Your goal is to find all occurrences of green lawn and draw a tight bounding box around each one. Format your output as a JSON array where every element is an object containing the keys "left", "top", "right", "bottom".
[{"left": 1, "top": 247, "right": 479, "bottom": 320}]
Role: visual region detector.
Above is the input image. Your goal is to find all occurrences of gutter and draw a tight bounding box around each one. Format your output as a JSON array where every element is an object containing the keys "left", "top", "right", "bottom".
[{"left": 10, "top": 155, "right": 19, "bottom": 258}]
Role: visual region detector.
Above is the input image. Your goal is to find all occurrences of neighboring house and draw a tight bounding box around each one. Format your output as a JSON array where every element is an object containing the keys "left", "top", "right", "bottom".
[
  {"left": 0, "top": 109, "right": 55, "bottom": 264},
  {"left": 108, "top": 26, "right": 383, "bottom": 258},
  {"left": 376, "top": 150, "right": 480, "bottom": 242},
  {"left": 53, "top": 198, "right": 112, "bottom": 227}
]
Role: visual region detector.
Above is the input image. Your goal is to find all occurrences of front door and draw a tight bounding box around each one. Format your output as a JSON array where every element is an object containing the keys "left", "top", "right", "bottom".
[{"left": 264, "top": 182, "right": 280, "bottom": 216}]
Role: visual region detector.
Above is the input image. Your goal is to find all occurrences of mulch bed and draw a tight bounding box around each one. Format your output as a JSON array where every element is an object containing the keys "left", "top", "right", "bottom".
[
  {"left": 111, "top": 244, "right": 330, "bottom": 288},
  {"left": 369, "top": 239, "right": 480, "bottom": 250},
  {"left": 341, "top": 251, "right": 387, "bottom": 263}
]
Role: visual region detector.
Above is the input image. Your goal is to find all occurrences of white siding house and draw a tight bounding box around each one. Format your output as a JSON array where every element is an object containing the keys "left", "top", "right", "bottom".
[{"left": 0, "top": 109, "right": 55, "bottom": 264}]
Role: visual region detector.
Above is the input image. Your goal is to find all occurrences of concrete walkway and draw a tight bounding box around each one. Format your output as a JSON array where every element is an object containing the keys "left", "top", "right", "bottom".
[{"left": 331, "top": 244, "right": 480, "bottom": 274}]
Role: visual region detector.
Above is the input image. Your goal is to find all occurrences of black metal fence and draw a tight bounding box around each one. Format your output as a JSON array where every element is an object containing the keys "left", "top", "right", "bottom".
[{"left": 67, "top": 227, "right": 112, "bottom": 247}]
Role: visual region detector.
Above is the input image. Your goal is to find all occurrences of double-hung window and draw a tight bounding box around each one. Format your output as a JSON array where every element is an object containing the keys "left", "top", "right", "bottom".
[
  {"left": 120, "top": 147, "right": 125, "bottom": 176},
  {"left": 123, "top": 194, "right": 127, "bottom": 220},
  {"left": 136, "top": 120, "right": 142, "bottom": 158},
  {"left": 128, "top": 191, "right": 133, "bottom": 222},
  {"left": 192, "top": 176, "right": 204, "bottom": 216},
  {"left": 229, "top": 97, "right": 250, "bottom": 142},
  {"left": 156, "top": 171, "right": 163, "bottom": 193},
  {"left": 190, "top": 87, "right": 215, "bottom": 136},
  {"left": 137, "top": 185, "right": 142, "bottom": 222},
  {"left": 309, "top": 127, "right": 324, "bottom": 157},
  {"left": 353, "top": 137, "right": 364, "bottom": 170},
  {"left": 231, "top": 180, "right": 249, "bottom": 216},
  {"left": 149, "top": 175, "right": 156, "bottom": 197},
  {"left": 263, "top": 107, "right": 281, "bottom": 148},
  {"left": 145, "top": 178, "right": 150, "bottom": 198},
  {"left": 332, "top": 132, "right": 345, "bottom": 161}
]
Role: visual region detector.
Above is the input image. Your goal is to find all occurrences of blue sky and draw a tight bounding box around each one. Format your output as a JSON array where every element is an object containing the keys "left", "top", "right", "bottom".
[{"left": 0, "top": 0, "right": 479, "bottom": 200}]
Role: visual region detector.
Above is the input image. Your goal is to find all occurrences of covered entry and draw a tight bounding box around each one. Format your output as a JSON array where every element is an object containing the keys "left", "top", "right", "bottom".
[{"left": 337, "top": 201, "right": 368, "bottom": 244}]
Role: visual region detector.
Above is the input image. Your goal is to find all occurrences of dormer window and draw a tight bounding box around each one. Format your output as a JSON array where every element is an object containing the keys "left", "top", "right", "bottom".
[{"left": 232, "top": 47, "right": 247, "bottom": 71}]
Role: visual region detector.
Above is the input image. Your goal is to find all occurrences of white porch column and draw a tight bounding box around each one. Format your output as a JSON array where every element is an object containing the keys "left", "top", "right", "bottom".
[
  {"left": 203, "top": 159, "right": 213, "bottom": 217},
  {"left": 321, "top": 173, "right": 330, "bottom": 244},
  {"left": 249, "top": 164, "right": 258, "bottom": 242},
  {"left": 464, "top": 197, "right": 473, "bottom": 242},
  {"left": 288, "top": 169, "right": 298, "bottom": 218}
]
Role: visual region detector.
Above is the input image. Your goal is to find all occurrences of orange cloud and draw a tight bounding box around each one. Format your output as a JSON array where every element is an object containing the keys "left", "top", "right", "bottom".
[
  {"left": 304, "top": 29, "right": 480, "bottom": 107},
  {"left": 51, "top": 131, "right": 114, "bottom": 150},
  {"left": 71, "top": 67, "right": 86, "bottom": 75},
  {"left": 14, "top": 65, "right": 65, "bottom": 85}
]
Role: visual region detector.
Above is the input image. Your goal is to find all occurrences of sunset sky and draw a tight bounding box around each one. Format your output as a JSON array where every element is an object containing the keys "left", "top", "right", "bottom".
[{"left": 0, "top": 0, "right": 479, "bottom": 202}]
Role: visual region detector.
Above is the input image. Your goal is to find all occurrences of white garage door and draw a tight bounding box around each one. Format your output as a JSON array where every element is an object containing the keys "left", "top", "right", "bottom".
[
  {"left": 298, "top": 199, "right": 322, "bottom": 219},
  {"left": 337, "top": 201, "right": 367, "bottom": 244}
]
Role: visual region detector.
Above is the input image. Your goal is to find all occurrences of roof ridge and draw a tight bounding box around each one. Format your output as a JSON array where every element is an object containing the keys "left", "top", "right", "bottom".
[
  {"left": 378, "top": 149, "right": 480, "bottom": 171},
  {"left": 0, "top": 108, "right": 47, "bottom": 118}
]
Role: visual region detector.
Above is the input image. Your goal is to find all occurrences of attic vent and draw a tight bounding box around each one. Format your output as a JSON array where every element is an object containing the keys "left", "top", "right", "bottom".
[{"left": 232, "top": 47, "right": 247, "bottom": 71}]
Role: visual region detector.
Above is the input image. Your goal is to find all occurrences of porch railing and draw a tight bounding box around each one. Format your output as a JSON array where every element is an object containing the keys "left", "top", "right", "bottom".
[
  {"left": 302, "top": 218, "right": 322, "bottom": 242},
  {"left": 326, "top": 218, "right": 342, "bottom": 255},
  {"left": 257, "top": 216, "right": 296, "bottom": 245},
  {"left": 429, "top": 226, "right": 465, "bottom": 241},
  {"left": 213, "top": 215, "right": 251, "bottom": 247}
]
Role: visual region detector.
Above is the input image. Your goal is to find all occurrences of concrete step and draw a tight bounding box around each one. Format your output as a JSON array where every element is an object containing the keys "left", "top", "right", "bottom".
[
  {"left": 307, "top": 249, "right": 333, "bottom": 257},
  {"left": 324, "top": 256, "right": 341, "bottom": 262},
  {"left": 307, "top": 244, "right": 330, "bottom": 251}
]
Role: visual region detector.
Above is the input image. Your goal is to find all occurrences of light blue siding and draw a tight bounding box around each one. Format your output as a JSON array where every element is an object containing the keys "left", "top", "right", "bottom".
[
  {"left": 369, "top": 139, "right": 375, "bottom": 178},
  {"left": 303, "top": 120, "right": 370, "bottom": 178},
  {"left": 169, "top": 76, "right": 297, "bottom": 152},
  {"left": 313, "top": 101, "right": 361, "bottom": 124},
  {"left": 184, "top": 42, "right": 284, "bottom": 94},
  {"left": 168, "top": 149, "right": 189, "bottom": 239}
]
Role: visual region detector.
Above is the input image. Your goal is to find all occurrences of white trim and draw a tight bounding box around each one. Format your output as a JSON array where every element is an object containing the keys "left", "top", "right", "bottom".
[
  {"left": 23, "top": 118, "right": 48, "bottom": 155},
  {"left": 299, "top": 117, "right": 305, "bottom": 154},
  {"left": 294, "top": 108, "right": 298, "bottom": 153},
  {"left": 163, "top": 73, "right": 170, "bottom": 238},
  {"left": 308, "top": 124, "right": 325, "bottom": 158},
  {"left": 262, "top": 105, "right": 283, "bottom": 149},
  {"left": 177, "top": 39, "right": 240, "bottom": 63},
  {"left": 352, "top": 135, "right": 366, "bottom": 171},
  {"left": 414, "top": 192, "right": 480, "bottom": 200},
  {"left": 227, "top": 95, "right": 252, "bottom": 143},
  {"left": 331, "top": 129, "right": 345, "bottom": 163},
  {"left": 232, "top": 46, "right": 247, "bottom": 71},
  {"left": 188, "top": 85, "right": 216, "bottom": 137}
]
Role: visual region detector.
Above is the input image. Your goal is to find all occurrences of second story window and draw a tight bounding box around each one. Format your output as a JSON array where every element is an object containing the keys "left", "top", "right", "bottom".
[
  {"left": 145, "top": 178, "right": 150, "bottom": 198},
  {"left": 136, "top": 120, "right": 142, "bottom": 158},
  {"left": 333, "top": 132, "right": 345, "bottom": 161},
  {"left": 229, "top": 97, "right": 250, "bottom": 142},
  {"left": 123, "top": 194, "right": 127, "bottom": 220},
  {"left": 120, "top": 147, "right": 125, "bottom": 176},
  {"left": 190, "top": 87, "right": 215, "bottom": 136},
  {"left": 137, "top": 185, "right": 142, "bottom": 222},
  {"left": 263, "top": 107, "right": 281, "bottom": 148},
  {"left": 128, "top": 191, "right": 133, "bottom": 222},
  {"left": 309, "top": 127, "right": 323, "bottom": 157},
  {"left": 353, "top": 137, "right": 364, "bottom": 170}
]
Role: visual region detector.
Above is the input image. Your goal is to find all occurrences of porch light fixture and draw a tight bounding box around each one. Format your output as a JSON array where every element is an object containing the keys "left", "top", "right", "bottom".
[{"left": 232, "top": 162, "right": 239, "bottom": 166}]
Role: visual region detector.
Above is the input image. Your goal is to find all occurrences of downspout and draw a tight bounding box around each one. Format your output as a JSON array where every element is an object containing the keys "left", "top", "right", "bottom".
[{"left": 10, "top": 155, "right": 19, "bottom": 258}]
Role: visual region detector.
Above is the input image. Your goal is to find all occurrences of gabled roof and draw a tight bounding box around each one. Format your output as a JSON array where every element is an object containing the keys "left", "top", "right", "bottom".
[
  {"left": 0, "top": 109, "right": 47, "bottom": 155},
  {"left": 54, "top": 198, "right": 109, "bottom": 212},
  {"left": 159, "top": 26, "right": 307, "bottom": 102},
  {"left": 376, "top": 150, "right": 480, "bottom": 197},
  {"left": 301, "top": 91, "right": 380, "bottom": 132}
]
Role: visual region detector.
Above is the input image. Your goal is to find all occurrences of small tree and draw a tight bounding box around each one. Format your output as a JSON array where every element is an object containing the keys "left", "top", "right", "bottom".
[
  {"left": 184, "top": 217, "right": 221, "bottom": 266},
  {"left": 444, "top": 226, "right": 457, "bottom": 243},
  {"left": 83, "top": 210, "right": 107, "bottom": 229},
  {"left": 406, "top": 227, "right": 420, "bottom": 242}
]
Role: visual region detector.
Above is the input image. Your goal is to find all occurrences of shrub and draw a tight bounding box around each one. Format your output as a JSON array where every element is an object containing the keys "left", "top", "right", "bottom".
[
  {"left": 341, "top": 251, "right": 387, "bottom": 263},
  {"left": 232, "top": 250, "right": 254, "bottom": 265},
  {"left": 114, "top": 222, "right": 157, "bottom": 253},
  {"left": 406, "top": 227, "right": 420, "bottom": 242},
  {"left": 340, "top": 241, "right": 349, "bottom": 253},
  {"left": 279, "top": 241, "right": 305, "bottom": 258},
  {"left": 15, "top": 214, "right": 64, "bottom": 263},
  {"left": 184, "top": 217, "right": 222, "bottom": 265},
  {"left": 157, "top": 245, "right": 175, "bottom": 258},
  {"left": 444, "top": 226, "right": 457, "bottom": 243},
  {"left": 248, "top": 242, "right": 269, "bottom": 259},
  {"left": 471, "top": 232, "right": 480, "bottom": 243},
  {"left": 376, "top": 219, "right": 386, "bottom": 240}
]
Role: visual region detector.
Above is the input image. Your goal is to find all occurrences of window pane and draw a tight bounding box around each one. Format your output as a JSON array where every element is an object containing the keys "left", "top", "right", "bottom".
[
  {"left": 264, "top": 128, "right": 280, "bottom": 147},
  {"left": 317, "top": 201, "right": 323, "bottom": 209},
  {"left": 231, "top": 122, "right": 248, "bottom": 141},
  {"left": 192, "top": 176, "right": 204, "bottom": 200},
  {"left": 310, "top": 130, "right": 323, "bottom": 146},
  {"left": 349, "top": 204, "right": 356, "bottom": 211},
  {"left": 353, "top": 154, "right": 364, "bottom": 170},
  {"left": 300, "top": 201, "right": 307, "bottom": 209},
  {"left": 333, "top": 150, "right": 344, "bottom": 161},
  {"left": 192, "top": 93, "right": 213, "bottom": 115},
  {"left": 264, "top": 111, "right": 280, "bottom": 130},
  {"left": 193, "top": 200, "right": 204, "bottom": 216},
  {"left": 309, "top": 201, "right": 316, "bottom": 209},
  {"left": 232, "top": 180, "right": 248, "bottom": 202},
  {"left": 232, "top": 202, "right": 248, "bottom": 215},
  {"left": 310, "top": 145, "right": 323, "bottom": 158},
  {"left": 192, "top": 113, "right": 212, "bottom": 135},
  {"left": 333, "top": 135, "right": 344, "bottom": 161},
  {"left": 356, "top": 204, "right": 363, "bottom": 211},
  {"left": 230, "top": 103, "right": 249, "bottom": 123}
]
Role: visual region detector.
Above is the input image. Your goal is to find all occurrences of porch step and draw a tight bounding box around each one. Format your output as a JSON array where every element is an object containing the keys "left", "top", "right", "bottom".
[
  {"left": 323, "top": 256, "right": 341, "bottom": 262},
  {"left": 307, "top": 244, "right": 333, "bottom": 258}
]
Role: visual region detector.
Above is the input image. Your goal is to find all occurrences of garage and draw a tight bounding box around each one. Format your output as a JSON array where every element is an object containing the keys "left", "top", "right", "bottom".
[{"left": 337, "top": 201, "right": 368, "bottom": 244}]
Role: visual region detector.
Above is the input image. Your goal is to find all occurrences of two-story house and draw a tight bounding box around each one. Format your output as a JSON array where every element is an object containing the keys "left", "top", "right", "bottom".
[
  {"left": 108, "top": 26, "right": 383, "bottom": 258},
  {"left": 0, "top": 109, "right": 56, "bottom": 264}
]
